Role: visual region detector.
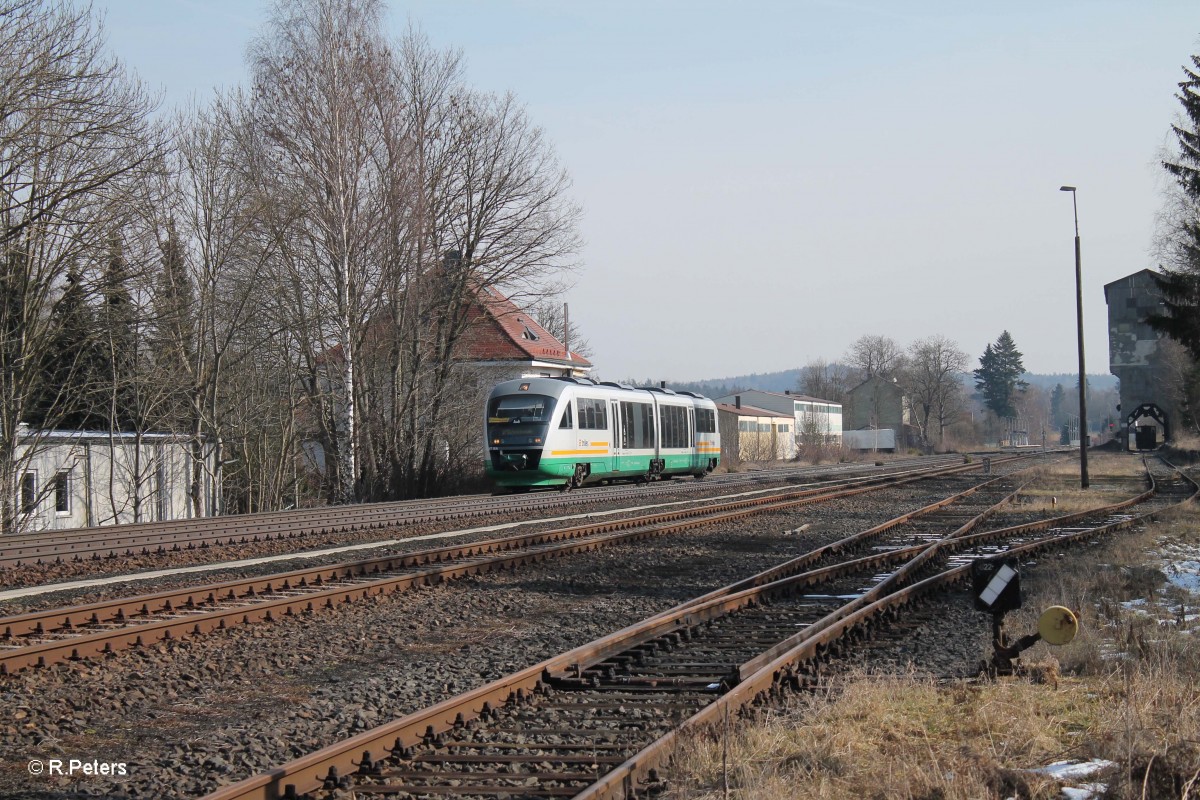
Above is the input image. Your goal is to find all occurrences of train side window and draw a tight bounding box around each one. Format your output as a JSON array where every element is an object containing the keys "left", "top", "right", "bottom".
[
  {"left": 578, "top": 398, "right": 608, "bottom": 430},
  {"left": 660, "top": 405, "right": 688, "bottom": 448},
  {"left": 559, "top": 402, "right": 573, "bottom": 429}
]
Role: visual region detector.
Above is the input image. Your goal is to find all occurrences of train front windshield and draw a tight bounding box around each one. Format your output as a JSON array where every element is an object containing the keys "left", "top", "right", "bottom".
[{"left": 487, "top": 394, "right": 555, "bottom": 446}]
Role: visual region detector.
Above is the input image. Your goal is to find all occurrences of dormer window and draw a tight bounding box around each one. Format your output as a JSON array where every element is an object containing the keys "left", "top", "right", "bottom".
[{"left": 521, "top": 325, "right": 539, "bottom": 341}]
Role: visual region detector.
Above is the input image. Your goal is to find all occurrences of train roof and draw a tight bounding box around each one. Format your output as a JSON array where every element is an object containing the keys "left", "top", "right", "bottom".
[{"left": 488, "top": 377, "right": 713, "bottom": 403}]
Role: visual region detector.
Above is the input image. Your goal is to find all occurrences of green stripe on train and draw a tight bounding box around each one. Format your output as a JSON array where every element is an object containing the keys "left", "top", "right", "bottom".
[{"left": 487, "top": 453, "right": 710, "bottom": 487}]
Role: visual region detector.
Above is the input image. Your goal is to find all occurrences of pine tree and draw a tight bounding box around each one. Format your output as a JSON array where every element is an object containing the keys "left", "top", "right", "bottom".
[
  {"left": 28, "top": 271, "right": 105, "bottom": 429},
  {"left": 1149, "top": 54, "right": 1200, "bottom": 360},
  {"left": 151, "top": 220, "right": 196, "bottom": 428},
  {"left": 973, "top": 331, "right": 1028, "bottom": 418},
  {"left": 100, "top": 234, "right": 140, "bottom": 430},
  {"left": 1050, "top": 383, "right": 1067, "bottom": 429},
  {"left": 153, "top": 220, "right": 194, "bottom": 372}
]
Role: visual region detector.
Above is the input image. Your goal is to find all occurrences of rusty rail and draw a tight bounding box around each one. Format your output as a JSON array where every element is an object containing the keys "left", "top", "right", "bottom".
[
  {"left": 0, "top": 455, "right": 983, "bottom": 569},
  {"left": 0, "top": 456, "right": 1019, "bottom": 674},
  {"left": 197, "top": 457, "right": 1184, "bottom": 800},
  {"left": 572, "top": 457, "right": 1198, "bottom": 800}
]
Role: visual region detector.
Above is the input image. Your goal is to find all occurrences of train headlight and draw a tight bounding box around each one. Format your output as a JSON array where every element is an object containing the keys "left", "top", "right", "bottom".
[
  {"left": 492, "top": 438, "right": 500, "bottom": 445},
  {"left": 534, "top": 437, "right": 542, "bottom": 444}
]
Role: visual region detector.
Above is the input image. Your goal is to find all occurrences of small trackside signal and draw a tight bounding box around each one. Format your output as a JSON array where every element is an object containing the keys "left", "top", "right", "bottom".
[{"left": 972, "top": 557, "right": 1021, "bottom": 613}]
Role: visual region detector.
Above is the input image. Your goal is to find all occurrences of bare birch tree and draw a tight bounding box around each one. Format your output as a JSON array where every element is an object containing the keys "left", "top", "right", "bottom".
[
  {"left": 149, "top": 96, "right": 284, "bottom": 515},
  {"left": 164, "top": 6, "right": 583, "bottom": 507},
  {"left": 401, "top": 88, "right": 580, "bottom": 497},
  {"left": 1152, "top": 337, "right": 1200, "bottom": 437},
  {"left": 247, "top": 0, "right": 396, "bottom": 503},
  {"left": 363, "top": 29, "right": 581, "bottom": 500}
]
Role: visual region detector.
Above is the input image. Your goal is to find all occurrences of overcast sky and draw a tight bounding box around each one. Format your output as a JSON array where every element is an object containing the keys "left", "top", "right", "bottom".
[{"left": 94, "top": 0, "right": 1200, "bottom": 382}]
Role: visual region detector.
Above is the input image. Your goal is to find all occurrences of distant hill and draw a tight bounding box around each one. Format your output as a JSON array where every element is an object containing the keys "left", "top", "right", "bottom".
[
  {"left": 653, "top": 369, "right": 1117, "bottom": 399},
  {"left": 658, "top": 369, "right": 803, "bottom": 397},
  {"left": 1021, "top": 372, "right": 1117, "bottom": 391}
]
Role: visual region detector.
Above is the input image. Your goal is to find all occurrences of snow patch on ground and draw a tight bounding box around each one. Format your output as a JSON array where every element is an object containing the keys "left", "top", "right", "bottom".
[
  {"left": 1165, "top": 559, "right": 1200, "bottom": 593},
  {"left": 1111, "top": 541, "right": 1200, "bottom": 627},
  {"left": 1011, "top": 760, "right": 1116, "bottom": 800}
]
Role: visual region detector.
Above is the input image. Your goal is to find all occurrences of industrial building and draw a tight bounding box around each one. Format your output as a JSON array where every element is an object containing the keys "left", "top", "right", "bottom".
[
  {"left": 843, "top": 376, "right": 914, "bottom": 451},
  {"left": 715, "top": 400, "right": 796, "bottom": 464},
  {"left": 714, "top": 390, "right": 842, "bottom": 445},
  {"left": 1104, "top": 269, "right": 1177, "bottom": 450}
]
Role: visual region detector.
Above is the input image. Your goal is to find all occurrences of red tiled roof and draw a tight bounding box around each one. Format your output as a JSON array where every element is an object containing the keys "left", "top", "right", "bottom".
[
  {"left": 461, "top": 287, "right": 592, "bottom": 369},
  {"left": 317, "top": 286, "right": 592, "bottom": 371}
]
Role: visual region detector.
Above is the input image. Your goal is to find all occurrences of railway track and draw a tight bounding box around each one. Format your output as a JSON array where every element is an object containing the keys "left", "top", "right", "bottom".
[
  {"left": 0, "top": 456, "right": 1024, "bottom": 674},
  {"left": 0, "top": 455, "right": 976, "bottom": 570},
  {"left": 197, "top": 456, "right": 1195, "bottom": 800}
]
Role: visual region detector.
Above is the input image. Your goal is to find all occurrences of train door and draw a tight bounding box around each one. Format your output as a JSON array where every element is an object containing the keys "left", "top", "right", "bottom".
[
  {"left": 688, "top": 406, "right": 696, "bottom": 469},
  {"left": 610, "top": 400, "right": 622, "bottom": 473},
  {"left": 650, "top": 395, "right": 662, "bottom": 461}
]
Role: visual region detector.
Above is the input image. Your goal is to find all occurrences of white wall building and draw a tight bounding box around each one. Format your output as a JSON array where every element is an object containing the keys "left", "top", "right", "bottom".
[
  {"left": 12, "top": 429, "right": 218, "bottom": 532},
  {"left": 716, "top": 401, "right": 796, "bottom": 463},
  {"left": 715, "top": 390, "right": 842, "bottom": 444}
]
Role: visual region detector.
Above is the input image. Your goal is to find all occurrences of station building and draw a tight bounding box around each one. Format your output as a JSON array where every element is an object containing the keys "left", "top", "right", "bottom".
[
  {"left": 458, "top": 288, "right": 592, "bottom": 381},
  {"left": 10, "top": 427, "right": 218, "bottom": 533}
]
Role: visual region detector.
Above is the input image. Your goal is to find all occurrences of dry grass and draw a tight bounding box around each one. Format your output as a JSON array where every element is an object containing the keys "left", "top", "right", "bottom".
[
  {"left": 667, "top": 460, "right": 1200, "bottom": 799},
  {"left": 1016, "top": 453, "right": 1150, "bottom": 514},
  {"left": 667, "top": 674, "right": 1098, "bottom": 799}
]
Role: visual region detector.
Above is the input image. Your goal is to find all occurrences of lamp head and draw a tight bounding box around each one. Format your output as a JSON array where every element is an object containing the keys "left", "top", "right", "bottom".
[{"left": 1060, "top": 185, "right": 1076, "bottom": 192}]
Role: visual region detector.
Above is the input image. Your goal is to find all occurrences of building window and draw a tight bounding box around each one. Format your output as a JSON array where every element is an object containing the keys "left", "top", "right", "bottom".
[
  {"left": 20, "top": 472, "right": 36, "bottom": 514},
  {"left": 55, "top": 471, "right": 71, "bottom": 514},
  {"left": 157, "top": 461, "right": 169, "bottom": 521}
]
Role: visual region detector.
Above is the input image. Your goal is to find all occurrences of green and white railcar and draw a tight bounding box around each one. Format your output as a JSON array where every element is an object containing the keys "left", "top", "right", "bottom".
[{"left": 484, "top": 377, "right": 720, "bottom": 491}]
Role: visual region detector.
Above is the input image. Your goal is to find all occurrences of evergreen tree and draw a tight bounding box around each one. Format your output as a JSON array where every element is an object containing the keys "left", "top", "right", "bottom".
[
  {"left": 1149, "top": 54, "right": 1200, "bottom": 361},
  {"left": 973, "top": 331, "right": 1028, "bottom": 418},
  {"left": 1049, "top": 383, "right": 1067, "bottom": 429},
  {"left": 28, "top": 271, "right": 105, "bottom": 429},
  {"left": 153, "top": 220, "right": 194, "bottom": 368},
  {"left": 151, "top": 220, "right": 195, "bottom": 426},
  {"left": 100, "top": 234, "right": 140, "bottom": 430}
]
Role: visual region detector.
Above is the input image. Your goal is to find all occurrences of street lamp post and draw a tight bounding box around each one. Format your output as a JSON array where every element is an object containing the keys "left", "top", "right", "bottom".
[{"left": 1060, "top": 185, "right": 1089, "bottom": 489}]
